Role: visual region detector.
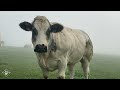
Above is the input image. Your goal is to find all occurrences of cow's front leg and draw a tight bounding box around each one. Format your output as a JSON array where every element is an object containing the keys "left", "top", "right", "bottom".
[
  {"left": 38, "top": 59, "right": 49, "bottom": 79},
  {"left": 57, "top": 59, "right": 67, "bottom": 79},
  {"left": 41, "top": 67, "right": 49, "bottom": 79}
]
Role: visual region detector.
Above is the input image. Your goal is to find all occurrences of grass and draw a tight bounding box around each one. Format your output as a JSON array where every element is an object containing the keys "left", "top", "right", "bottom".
[{"left": 0, "top": 46, "right": 120, "bottom": 79}]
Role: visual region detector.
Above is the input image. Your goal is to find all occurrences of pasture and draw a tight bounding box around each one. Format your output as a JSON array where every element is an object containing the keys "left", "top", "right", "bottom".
[{"left": 0, "top": 47, "right": 120, "bottom": 79}]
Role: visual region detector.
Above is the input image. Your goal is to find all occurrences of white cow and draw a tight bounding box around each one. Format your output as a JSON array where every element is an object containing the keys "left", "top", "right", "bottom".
[{"left": 19, "top": 16, "right": 93, "bottom": 79}]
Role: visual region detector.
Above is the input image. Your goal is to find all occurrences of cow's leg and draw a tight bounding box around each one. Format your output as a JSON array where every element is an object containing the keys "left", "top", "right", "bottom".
[
  {"left": 57, "top": 60, "right": 67, "bottom": 79},
  {"left": 38, "top": 59, "right": 49, "bottom": 79},
  {"left": 80, "top": 58, "right": 90, "bottom": 79},
  {"left": 38, "top": 63, "right": 48, "bottom": 79},
  {"left": 41, "top": 68, "right": 49, "bottom": 79},
  {"left": 68, "top": 64, "right": 75, "bottom": 79}
]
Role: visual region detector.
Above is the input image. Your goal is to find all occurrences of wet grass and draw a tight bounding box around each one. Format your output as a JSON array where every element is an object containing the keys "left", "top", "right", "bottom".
[{"left": 0, "top": 46, "right": 120, "bottom": 79}]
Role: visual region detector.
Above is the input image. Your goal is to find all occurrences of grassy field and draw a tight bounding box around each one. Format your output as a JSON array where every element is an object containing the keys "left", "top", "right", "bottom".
[{"left": 0, "top": 46, "right": 120, "bottom": 79}]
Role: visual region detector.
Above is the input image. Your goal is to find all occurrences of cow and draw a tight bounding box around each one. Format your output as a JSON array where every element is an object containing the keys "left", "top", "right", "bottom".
[{"left": 19, "top": 16, "right": 93, "bottom": 79}]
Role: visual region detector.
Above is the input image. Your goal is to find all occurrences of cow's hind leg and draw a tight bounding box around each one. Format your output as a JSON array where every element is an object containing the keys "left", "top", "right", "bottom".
[
  {"left": 68, "top": 64, "right": 75, "bottom": 79},
  {"left": 80, "top": 58, "right": 90, "bottom": 79}
]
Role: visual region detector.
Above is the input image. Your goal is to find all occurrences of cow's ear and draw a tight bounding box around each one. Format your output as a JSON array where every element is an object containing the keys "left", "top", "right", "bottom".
[
  {"left": 19, "top": 21, "right": 33, "bottom": 31},
  {"left": 50, "top": 23, "right": 64, "bottom": 33}
]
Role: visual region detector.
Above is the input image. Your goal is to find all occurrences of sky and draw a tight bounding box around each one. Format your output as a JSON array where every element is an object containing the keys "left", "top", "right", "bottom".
[{"left": 0, "top": 11, "right": 120, "bottom": 55}]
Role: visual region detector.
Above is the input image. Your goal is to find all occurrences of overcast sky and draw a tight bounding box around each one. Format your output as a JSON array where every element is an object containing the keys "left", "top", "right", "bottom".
[{"left": 0, "top": 11, "right": 120, "bottom": 55}]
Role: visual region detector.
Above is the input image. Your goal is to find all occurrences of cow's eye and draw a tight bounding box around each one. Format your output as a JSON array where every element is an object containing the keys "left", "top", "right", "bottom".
[
  {"left": 46, "top": 28, "right": 50, "bottom": 39},
  {"left": 32, "top": 27, "right": 38, "bottom": 35},
  {"left": 32, "top": 27, "right": 38, "bottom": 41}
]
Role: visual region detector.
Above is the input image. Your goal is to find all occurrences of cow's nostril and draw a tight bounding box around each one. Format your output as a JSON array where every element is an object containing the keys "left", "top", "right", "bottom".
[{"left": 42, "top": 44, "right": 44, "bottom": 46}]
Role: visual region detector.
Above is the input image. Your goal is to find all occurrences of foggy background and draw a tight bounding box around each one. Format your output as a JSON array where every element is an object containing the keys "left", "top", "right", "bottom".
[{"left": 0, "top": 11, "right": 120, "bottom": 55}]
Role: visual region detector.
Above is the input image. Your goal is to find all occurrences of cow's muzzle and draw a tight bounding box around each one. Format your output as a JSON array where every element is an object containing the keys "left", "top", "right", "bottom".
[{"left": 34, "top": 44, "right": 47, "bottom": 53}]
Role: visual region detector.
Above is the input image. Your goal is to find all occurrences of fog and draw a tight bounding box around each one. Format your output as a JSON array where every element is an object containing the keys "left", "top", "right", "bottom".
[{"left": 0, "top": 11, "right": 120, "bottom": 55}]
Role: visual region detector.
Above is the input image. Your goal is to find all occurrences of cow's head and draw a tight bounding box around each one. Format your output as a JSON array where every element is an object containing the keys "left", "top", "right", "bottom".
[{"left": 19, "top": 16, "right": 64, "bottom": 53}]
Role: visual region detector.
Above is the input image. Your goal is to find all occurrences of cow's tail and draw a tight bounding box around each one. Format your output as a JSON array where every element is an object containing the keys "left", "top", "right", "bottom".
[{"left": 85, "top": 38, "right": 93, "bottom": 62}]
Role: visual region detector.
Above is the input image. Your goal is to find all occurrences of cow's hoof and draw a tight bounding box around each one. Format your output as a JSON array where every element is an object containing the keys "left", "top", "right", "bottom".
[
  {"left": 58, "top": 76, "right": 64, "bottom": 79},
  {"left": 44, "top": 76, "right": 48, "bottom": 79}
]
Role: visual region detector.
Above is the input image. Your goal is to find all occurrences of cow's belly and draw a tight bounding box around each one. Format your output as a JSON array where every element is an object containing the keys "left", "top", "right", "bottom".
[{"left": 67, "top": 49, "right": 85, "bottom": 64}]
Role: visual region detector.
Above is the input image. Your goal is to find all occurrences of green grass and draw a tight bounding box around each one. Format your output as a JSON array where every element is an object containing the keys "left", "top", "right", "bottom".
[{"left": 0, "top": 46, "right": 120, "bottom": 79}]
